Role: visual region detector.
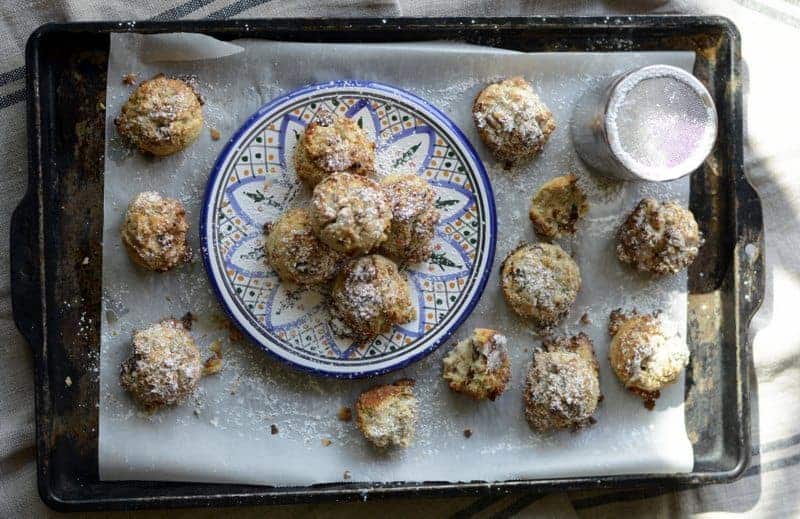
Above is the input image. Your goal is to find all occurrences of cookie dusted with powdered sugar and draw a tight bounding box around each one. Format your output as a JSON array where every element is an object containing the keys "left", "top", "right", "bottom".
[
  {"left": 617, "top": 198, "right": 702, "bottom": 276},
  {"left": 120, "top": 319, "right": 202, "bottom": 411},
  {"left": 608, "top": 309, "right": 690, "bottom": 409},
  {"left": 472, "top": 77, "right": 555, "bottom": 166},
  {"left": 379, "top": 173, "right": 440, "bottom": 264},
  {"left": 524, "top": 333, "right": 600, "bottom": 432},
  {"left": 309, "top": 172, "right": 392, "bottom": 256},
  {"left": 294, "top": 112, "right": 376, "bottom": 188},
  {"left": 330, "top": 255, "right": 415, "bottom": 341},
  {"left": 500, "top": 243, "right": 581, "bottom": 329},
  {"left": 115, "top": 74, "right": 204, "bottom": 156},
  {"left": 121, "top": 191, "right": 191, "bottom": 272},
  {"left": 355, "top": 379, "right": 418, "bottom": 448},
  {"left": 442, "top": 328, "right": 510, "bottom": 401},
  {"left": 264, "top": 207, "right": 342, "bottom": 286}
]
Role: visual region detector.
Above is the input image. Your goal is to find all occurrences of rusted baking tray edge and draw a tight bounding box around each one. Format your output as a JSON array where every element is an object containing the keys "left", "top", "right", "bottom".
[{"left": 11, "top": 16, "right": 764, "bottom": 511}]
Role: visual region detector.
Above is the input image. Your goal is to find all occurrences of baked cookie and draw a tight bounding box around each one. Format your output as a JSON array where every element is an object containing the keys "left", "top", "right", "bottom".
[
  {"left": 330, "top": 255, "right": 415, "bottom": 341},
  {"left": 608, "top": 309, "right": 690, "bottom": 409},
  {"left": 294, "top": 112, "right": 376, "bottom": 188},
  {"left": 529, "top": 174, "right": 588, "bottom": 240},
  {"left": 442, "top": 328, "right": 510, "bottom": 401},
  {"left": 355, "top": 379, "right": 417, "bottom": 448},
  {"left": 115, "top": 74, "right": 204, "bottom": 156},
  {"left": 264, "top": 207, "right": 342, "bottom": 285},
  {"left": 310, "top": 172, "right": 392, "bottom": 256},
  {"left": 500, "top": 243, "right": 581, "bottom": 328},
  {"left": 472, "top": 77, "right": 556, "bottom": 166},
  {"left": 121, "top": 191, "right": 191, "bottom": 272},
  {"left": 524, "top": 333, "right": 600, "bottom": 432},
  {"left": 120, "top": 319, "right": 202, "bottom": 411},
  {"left": 617, "top": 198, "right": 702, "bottom": 275},
  {"left": 379, "top": 173, "right": 440, "bottom": 264}
]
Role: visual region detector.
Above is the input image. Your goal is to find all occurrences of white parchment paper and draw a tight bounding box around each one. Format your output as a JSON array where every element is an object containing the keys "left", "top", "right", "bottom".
[{"left": 100, "top": 33, "right": 695, "bottom": 485}]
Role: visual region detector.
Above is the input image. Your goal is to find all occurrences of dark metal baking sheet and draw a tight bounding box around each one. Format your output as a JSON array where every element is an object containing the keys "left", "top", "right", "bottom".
[{"left": 12, "top": 16, "right": 764, "bottom": 511}]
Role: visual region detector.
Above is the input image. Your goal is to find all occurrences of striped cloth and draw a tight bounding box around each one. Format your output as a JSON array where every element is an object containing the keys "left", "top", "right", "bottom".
[{"left": 1, "top": 1, "right": 798, "bottom": 517}]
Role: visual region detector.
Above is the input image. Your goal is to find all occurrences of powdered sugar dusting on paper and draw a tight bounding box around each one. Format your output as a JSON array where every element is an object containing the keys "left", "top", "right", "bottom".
[{"left": 99, "top": 35, "right": 695, "bottom": 486}]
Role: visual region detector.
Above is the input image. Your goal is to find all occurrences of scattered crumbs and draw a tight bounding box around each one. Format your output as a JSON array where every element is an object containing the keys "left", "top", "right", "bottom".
[
  {"left": 65, "top": 376, "right": 72, "bottom": 387},
  {"left": 213, "top": 314, "right": 245, "bottom": 342},
  {"left": 580, "top": 312, "right": 592, "bottom": 325},
  {"left": 229, "top": 376, "right": 241, "bottom": 395},
  {"left": 463, "top": 429, "right": 472, "bottom": 438},
  {"left": 337, "top": 406, "right": 352, "bottom": 422},
  {"left": 122, "top": 73, "right": 137, "bottom": 85},
  {"left": 181, "top": 311, "right": 196, "bottom": 330},
  {"left": 81, "top": 256, "right": 90, "bottom": 265},
  {"left": 270, "top": 424, "right": 279, "bottom": 435},
  {"left": 343, "top": 470, "right": 352, "bottom": 480},
  {"left": 210, "top": 128, "right": 221, "bottom": 140},
  {"left": 322, "top": 438, "right": 332, "bottom": 447},
  {"left": 202, "top": 339, "right": 224, "bottom": 376}
]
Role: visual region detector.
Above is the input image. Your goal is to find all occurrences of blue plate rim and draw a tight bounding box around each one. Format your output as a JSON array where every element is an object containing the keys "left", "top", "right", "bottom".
[{"left": 199, "top": 79, "right": 497, "bottom": 379}]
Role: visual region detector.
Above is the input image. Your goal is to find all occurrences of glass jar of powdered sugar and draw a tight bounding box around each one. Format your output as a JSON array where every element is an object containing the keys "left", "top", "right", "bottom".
[{"left": 571, "top": 64, "right": 717, "bottom": 182}]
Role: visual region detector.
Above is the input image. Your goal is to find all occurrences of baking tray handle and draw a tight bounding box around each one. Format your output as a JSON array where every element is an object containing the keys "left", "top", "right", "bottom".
[
  {"left": 11, "top": 191, "right": 43, "bottom": 349},
  {"left": 736, "top": 170, "right": 765, "bottom": 325}
]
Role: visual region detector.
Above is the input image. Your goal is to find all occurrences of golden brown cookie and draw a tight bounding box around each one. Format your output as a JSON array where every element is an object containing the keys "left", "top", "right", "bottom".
[
  {"left": 355, "top": 379, "right": 417, "bottom": 448},
  {"left": 121, "top": 191, "right": 191, "bottom": 272},
  {"left": 472, "top": 77, "right": 556, "bottom": 166},
  {"left": 264, "top": 207, "right": 342, "bottom": 285},
  {"left": 115, "top": 74, "right": 204, "bottom": 156}
]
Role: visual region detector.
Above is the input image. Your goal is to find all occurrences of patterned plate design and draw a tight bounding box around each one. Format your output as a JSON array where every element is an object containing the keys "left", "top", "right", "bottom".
[{"left": 201, "top": 80, "right": 496, "bottom": 378}]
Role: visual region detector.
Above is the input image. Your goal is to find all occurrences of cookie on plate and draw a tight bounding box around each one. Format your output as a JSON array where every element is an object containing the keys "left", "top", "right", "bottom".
[
  {"left": 264, "top": 207, "right": 342, "bottom": 285},
  {"left": 294, "top": 112, "right": 376, "bottom": 188},
  {"left": 330, "top": 255, "right": 415, "bottom": 341},
  {"left": 310, "top": 172, "right": 392, "bottom": 256},
  {"left": 379, "top": 173, "right": 440, "bottom": 264}
]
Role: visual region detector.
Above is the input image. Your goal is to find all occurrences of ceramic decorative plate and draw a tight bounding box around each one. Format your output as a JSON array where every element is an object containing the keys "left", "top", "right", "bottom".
[{"left": 201, "top": 80, "right": 496, "bottom": 378}]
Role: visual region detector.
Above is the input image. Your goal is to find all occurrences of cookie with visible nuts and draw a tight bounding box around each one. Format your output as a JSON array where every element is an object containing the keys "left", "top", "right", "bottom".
[
  {"left": 379, "top": 173, "right": 440, "bottom": 264},
  {"left": 617, "top": 198, "right": 701, "bottom": 276},
  {"left": 310, "top": 172, "right": 392, "bottom": 256},
  {"left": 120, "top": 319, "right": 202, "bottom": 411},
  {"left": 472, "top": 77, "right": 555, "bottom": 166},
  {"left": 294, "top": 113, "right": 376, "bottom": 188},
  {"left": 115, "top": 74, "right": 203, "bottom": 156},
  {"left": 524, "top": 333, "right": 600, "bottom": 432},
  {"left": 264, "top": 207, "right": 342, "bottom": 285},
  {"left": 121, "top": 191, "right": 191, "bottom": 272},
  {"left": 442, "top": 328, "right": 510, "bottom": 401},
  {"left": 355, "top": 379, "right": 417, "bottom": 448},
  {"left": 330, "top": 255, "right": 415, "bottom": 341}
]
